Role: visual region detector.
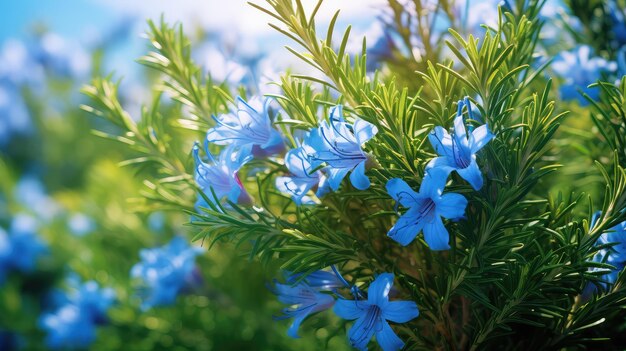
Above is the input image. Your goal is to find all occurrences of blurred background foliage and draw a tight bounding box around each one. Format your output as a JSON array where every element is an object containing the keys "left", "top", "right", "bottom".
[{"left": 0, "top": 5, "right": 351, "bottom": 350}]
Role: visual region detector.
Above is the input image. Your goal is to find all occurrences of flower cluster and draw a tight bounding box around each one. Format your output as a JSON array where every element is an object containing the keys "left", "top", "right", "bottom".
[
  {"left": 39, "top": 279, "right": 115, "bottom": 350},
  {"left": 0, "top": 214, "right": 47, "bottom": 284},
  {"left": 197, "top": 96, "right": 281, "bottom": 206},
  {"left": 194, "top": 142, "right": 252, "bottom": 208},
  {"left": 552, "top": 45, "right": 617, "bottom": 105},
  {"left": 386, "top": 98, "right": 494, "bottom": 250},
  {"left": 272, "top": 269, "right": 419, "bottom": 351},
  {"left": 271, "top": 270, "right": 344, "bottom": 338},
  {"left": 196, "top": 97, "right": 378, "bottom": 208},
  {"left": 130, "top": 236, "right": 203, "bottom": 310},
  {"left": 274, "top": 105, "right": 378, "bottom": 203},
  {"left": 307, "top": 106, "right": 378, "bottom": 191},
  {"left": 0, "top": 33, "right": 92, "bottom": 147}
]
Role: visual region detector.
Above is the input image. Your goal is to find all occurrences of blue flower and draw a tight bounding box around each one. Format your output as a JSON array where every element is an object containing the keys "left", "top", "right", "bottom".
[
  {"left": 617, "top": 46, "right": 626, "bottom": 78},
  {"left": 427, "top": 99, "right": 494, "bottom": 190},
  {"left": 284, "top": 269, "right": 346, "bottom": 291},
  {"left": 276, "top": 136, "right": 328, "bottom": 205},
  {"left": 67, "top": 280, "right": 116, "bottom": 324},
  {"left": 194, "top": 142, "right": 252, "bottom": 207},
  {"left": 67, "top": 213, "right": 96, "bottom": 237},
  {"left": 307, "top": 105, "right": 378, "bottom": 191},
  {"left": 14, "top": 176, "right": 61, "bottom": 221},
  {"left": 206, "top": 96, "right": 284, "bottom": 156},
  {"left": 552, "top": 46, "right": 616, "bottom": 106},
  {"left": 130, "top": 236, "right": 203, "bottom": 310},
  {"left": 0, "top": 228, "right": 10, "bottom": 284},
  {"left": 271, "top": 270, "right": 340, "bottom": 338},
  {"left": 386, "top": 169, "right": 467, "bottom": 250},
  {"left": 334, "top": 273, "right": 419, "bottom": 351},
  {"left": 0, "top": 215, "right": 47, "bottom": 277},
  {"left": 40, "top": 304, "right": 97, "bottom": 350},
  {"left": 40, "top": 280, "right": 115, "bottom": 350}
]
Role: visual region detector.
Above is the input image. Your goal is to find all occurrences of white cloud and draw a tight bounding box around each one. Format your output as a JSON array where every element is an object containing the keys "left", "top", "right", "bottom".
[{"left": 91, "top": 0, "right": 386, "bottom": 35}]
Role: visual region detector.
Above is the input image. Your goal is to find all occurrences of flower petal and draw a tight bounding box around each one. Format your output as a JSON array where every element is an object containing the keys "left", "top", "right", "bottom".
[
  {"left": 284, "top": 147, "right": 311, "bottom": 177},
  {"left": 425, "top": 156, "right": 455, "bottom": 175},
  {"left": 326, "top": 167, "right": 350, "bottom": 191},
  {"left": 456, "top": 158, "right": 483, "bottom": 190},
  {"left": 315, "top": 175, "right": 331, "bottom": 198},
  {"left": 275, "top": 176, "right": 314, "bottom": 205},
  {"left": 348, "top": 314, "right": 378, "bottom": 351},
  {"left": 387, "top": 208, "right": 426, "bottom": 246},
  {"left": 350, "top": 161, "right": 371, "bottom": 190},
  {"left": 287, "top": 305, "right": 314, "bottom": 338},
  {"left": 422, "top": 217, "right": 450, "bottom": 250},
  {"left": 334, "top": 299, "right": 367, "bottom": 320},
  {"left": 453, "top": 114, "right": 467, "bottom": 144},
  {"left": 353, "top": 118, "right": 378, "bottom": 145},
  {"left": 470, "top": 124, "right": 494, "bottom": 153},
  {"left": 428, "top": 126, "right": 453, "bottom": 158},
  {"left": 436, "top": 193, "right": 467, "bottom": 220},
  {"left": 386, "top": 178, "right": 422, "bottom": 208},
  {"left": 375, "top": 320, "right": 405, "bottom": 351},
  {"left": 367, "top": 273, "right": 394, "bottom": 306},
  {"left": 419, "top": 168, "right": 448, "bottom": 199},
  {"left": 382, "top": 301, "right": 420, "bottom": 323}
]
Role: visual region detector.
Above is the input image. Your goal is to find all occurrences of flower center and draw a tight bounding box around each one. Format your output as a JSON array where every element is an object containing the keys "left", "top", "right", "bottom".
[{"left": 451, "top": 138, "right": 470, "bottom": 169}]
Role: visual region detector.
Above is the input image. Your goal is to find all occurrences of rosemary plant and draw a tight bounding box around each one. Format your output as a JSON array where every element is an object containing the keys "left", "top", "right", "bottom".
[{"left": 84, "top": 0, "right": 626, "bottom": 349}]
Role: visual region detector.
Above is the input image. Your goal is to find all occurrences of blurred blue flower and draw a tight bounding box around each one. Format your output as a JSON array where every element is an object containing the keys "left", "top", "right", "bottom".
[
  {"left": 427, "top": 99, "right": 494, "bottom": 190},
  {"left": 552, "top": 46, "right": 617, "bottom": 105},
  {"left": 307, "top": 105, "right": 378, "bottom": 191},
  {"left": 147, "top": 212, "right": 166, "bottom": 233},
  {"left": 0, "top": 215, "right": 47, "bottom": 277},
  {"left": 194, "top": 143, "right": 252, "bottom": 207},
  {"left": 0, "top": 40, "right": 44, "bottom": 87},
  {"left": 457, "top": 0, "right": 502, "bottom": 35},
  {"left": 40, "top": 304, "right": 97, "bottom": 350},
  {"left": 33, "top": 33, "right": 91, "bottom": 79},
  {"left": 0, "top": 85, "right": 31, "bottom": 145},
  {"left": 586, "top": 214, "right": 626, "bottom": 294},
  {"left": 67, "top": 280, "right": 116, "bottom": 324},
  {"left": 193, "top": 32, "right": 275, "bottom": 93},
  {"left": 271, "top": 271, "right": 339, "bottom": 338},
  {"left": 276, "top": 136, "right": 328, "bottom": 205},
  {"left": 131, "top": 236, "right": 203, "bottom": 310},
  {"left": 386, "top": 169, "right": 467, "bottom": 250},
  {"left": 334, "top": 273, "right": 419, "bottom": 351},
  {"left": 206, "top": 96, "right": 284, "bottom": 156},
  {"left": 617, "top": 46, "right": 626, "bottom": 78},
  {"left": 40, "top": 280, "right": 115, "bottom": 350},
  {"left": 609, "top": 1, "right": 626, "bottom": 48},
  {"left": 14, "top": 176, "right": 61, "bottom": 222},
  {"left": 0, "top": 228, "right": 10, "bottom": 284},
  {"left": 67, "top": 213, "right": 96, "bottom": 237}
]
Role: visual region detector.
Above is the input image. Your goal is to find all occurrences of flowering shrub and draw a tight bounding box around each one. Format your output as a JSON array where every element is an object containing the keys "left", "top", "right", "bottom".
[{"left": 80, "top": 0, "right": 626, "bottom": 349}]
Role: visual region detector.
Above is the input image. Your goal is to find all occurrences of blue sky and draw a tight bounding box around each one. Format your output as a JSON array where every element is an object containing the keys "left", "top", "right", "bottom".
[{"left": 0, "top": 0, "right": 117, "bottom": 41}]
